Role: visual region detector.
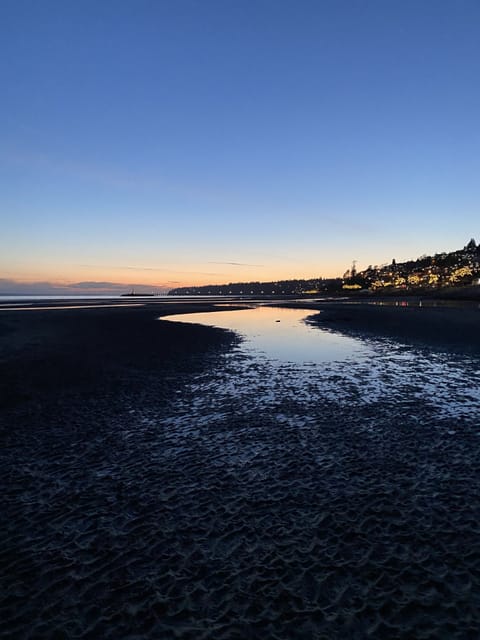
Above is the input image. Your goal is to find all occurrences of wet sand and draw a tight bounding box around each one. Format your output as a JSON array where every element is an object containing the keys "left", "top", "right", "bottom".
[
  {"left": 0, "top": 302, "right": 242, "bottom": 407},
  {"left": 2, "top": 301, "right": 480, "bottom": 638},
  {"left": 287, "top": 300, "right": 480, "bottom": 355}
]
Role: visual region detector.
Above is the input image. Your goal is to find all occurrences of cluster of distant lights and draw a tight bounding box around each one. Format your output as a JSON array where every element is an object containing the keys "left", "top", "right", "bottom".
[
  {"left": 368, "top": 264, "right": 478, "bottom": 290},
  {"left": 178, "top": 247, "right": 480, "bottom": 294}
]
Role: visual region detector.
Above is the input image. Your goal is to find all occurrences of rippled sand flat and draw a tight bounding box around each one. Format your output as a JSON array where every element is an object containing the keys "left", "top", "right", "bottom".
[{"left": 1, "top": 304, "right": 480, "bottom": 639}]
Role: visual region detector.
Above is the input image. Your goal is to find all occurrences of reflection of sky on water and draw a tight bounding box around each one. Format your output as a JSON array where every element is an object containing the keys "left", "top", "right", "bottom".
[
  {"left": 160, "top": 306, "right": 480, "bottom": 430},
  {"left": 164, "top": 306, "right": 372, "bottom": 364}
]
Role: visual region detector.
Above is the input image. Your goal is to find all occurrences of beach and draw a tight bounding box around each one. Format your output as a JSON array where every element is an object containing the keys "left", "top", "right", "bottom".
[
  {"left": 0, "top": 302, "right": 242, "bottom": 408},
  {"left": 1, "top": 300, "right": 480, "bottom": 639}
]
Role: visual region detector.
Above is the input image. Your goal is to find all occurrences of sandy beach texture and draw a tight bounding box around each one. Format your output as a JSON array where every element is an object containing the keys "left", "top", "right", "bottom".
[{"left": 1, "top": 300, "right": 480, "bottom": 639}]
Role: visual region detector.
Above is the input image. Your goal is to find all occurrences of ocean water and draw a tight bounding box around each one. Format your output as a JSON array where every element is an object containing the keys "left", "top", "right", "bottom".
[
  {"left": 0, "top": 294, "right": 229, "bottom": 309},
  {"left": 0, "top": 295, "right": 201, "bottom": 302}
]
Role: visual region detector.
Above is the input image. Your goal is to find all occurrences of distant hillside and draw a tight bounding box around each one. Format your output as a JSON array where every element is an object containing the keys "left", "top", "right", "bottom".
[
  {"left": 169, "top": 239, "right": 480, "bottom": 296},
  {"left": 168, "top": 277, "right": 343, "bottom": 296},
  {"left": 352, "top": 238, "right": 480, "bottom": 291}
]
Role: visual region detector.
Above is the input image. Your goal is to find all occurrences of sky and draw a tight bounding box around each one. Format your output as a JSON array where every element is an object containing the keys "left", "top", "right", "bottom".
[{"left": 1, "top": 0, "right": 479, "bottom": 294}]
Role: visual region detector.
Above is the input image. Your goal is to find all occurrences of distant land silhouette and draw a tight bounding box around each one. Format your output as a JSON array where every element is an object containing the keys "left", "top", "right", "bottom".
[
  {"left": 121, "top": 288, "right": 155, "bottom": 297},
  {"left": 169, "top": 239, "right": 480, "bottom": 296}
]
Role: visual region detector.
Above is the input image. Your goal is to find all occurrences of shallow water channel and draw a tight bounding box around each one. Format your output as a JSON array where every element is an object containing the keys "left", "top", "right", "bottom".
[
  {"left": 162, "top": 305, "right": 480, "bottom": 431},
  {"left": 166, "top": 306, "right": 371, "bottom": 364}
]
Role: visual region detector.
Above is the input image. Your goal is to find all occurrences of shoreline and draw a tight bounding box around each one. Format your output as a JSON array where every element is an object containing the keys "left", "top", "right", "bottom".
[{"left": 2, "top": 297, "right": 479, "bottom": 409}]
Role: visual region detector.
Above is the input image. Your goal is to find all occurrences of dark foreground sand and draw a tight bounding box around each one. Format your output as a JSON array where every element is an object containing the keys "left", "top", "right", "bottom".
[
  {"left": 1, "top": 301, "right": 480, "bottom": 639},
  {"left": 0, "top": 302, "right": 241, "bottom": 408}
]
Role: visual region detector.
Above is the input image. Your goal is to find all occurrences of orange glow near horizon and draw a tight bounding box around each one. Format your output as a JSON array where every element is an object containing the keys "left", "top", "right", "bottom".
[{"left": 2, "top": 260, "right": 346, "bottom": 293}]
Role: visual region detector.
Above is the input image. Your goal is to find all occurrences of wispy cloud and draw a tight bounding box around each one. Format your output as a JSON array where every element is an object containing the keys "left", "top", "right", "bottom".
[
  {"left": 0, "top": 149, "right": 152, "bottom": 190},
  {"left": 80, "top": 264, "right": 160, "bottom": 272},
  {"left": 80, "top": 264, "right": 221, "bottom": 276},
  {"left": 207, "top": 261, "right": 264, "bottom": 267},
  {"left": 68, "top": 281, "right": 127, "bottom": 289},
  {"left": 0, "top": 146, "right": 243, "bottom": 204}
]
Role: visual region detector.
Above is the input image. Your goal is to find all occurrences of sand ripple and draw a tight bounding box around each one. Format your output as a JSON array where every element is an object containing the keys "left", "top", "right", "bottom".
[{"left": 2, "top": 338, "right": 480, "bottom": 638}]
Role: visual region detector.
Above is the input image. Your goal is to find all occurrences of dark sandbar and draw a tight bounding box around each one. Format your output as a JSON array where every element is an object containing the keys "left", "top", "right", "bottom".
[
  {"left": 0, "top": 302, "right": 241, "bottom": 408},
  {"left": 283, "top": 300, "right": 480, "bottom": 355}
]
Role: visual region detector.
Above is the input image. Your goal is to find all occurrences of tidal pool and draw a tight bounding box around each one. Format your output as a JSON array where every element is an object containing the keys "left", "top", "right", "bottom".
[
  {"left": 160, "top": 305, "right": 480, "bottom": 432},
  {"left": 164, "top": 305, "right": 372, "bottom": 364}
]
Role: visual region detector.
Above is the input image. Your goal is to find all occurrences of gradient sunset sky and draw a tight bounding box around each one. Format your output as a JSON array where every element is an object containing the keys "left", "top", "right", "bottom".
[{"left": 1, "top": 0, "right": 479, "bottom": 294}]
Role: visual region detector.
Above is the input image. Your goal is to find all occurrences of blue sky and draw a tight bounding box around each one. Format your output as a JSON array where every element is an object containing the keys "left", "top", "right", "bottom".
[{"left": 1, "top": 0, "right": 479, "bottom": 293}]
